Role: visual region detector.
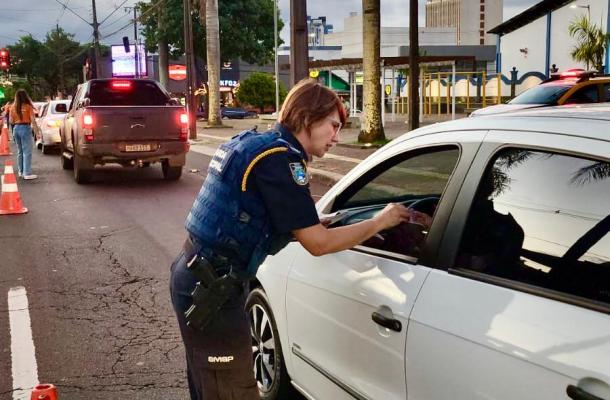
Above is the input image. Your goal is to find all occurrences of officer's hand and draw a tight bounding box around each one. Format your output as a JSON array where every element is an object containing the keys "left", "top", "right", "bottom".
[{"left": 374, "top": 203, "right": 411, "bottom": 231}]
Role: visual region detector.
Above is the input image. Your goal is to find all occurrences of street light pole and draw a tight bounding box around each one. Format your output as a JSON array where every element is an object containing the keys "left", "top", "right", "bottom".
[
  {"left": 274, "top": 0, "right": 279, "bottom": 114},
  {"left": 91, "top": 0, "right": 101, "bottom": 78},
  {"left": 570, "top": 4, "right": 591, "bottom": 19}
]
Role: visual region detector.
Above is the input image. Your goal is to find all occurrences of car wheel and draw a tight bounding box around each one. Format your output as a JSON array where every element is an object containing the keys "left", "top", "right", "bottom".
[
  {"left": 73, "top": 153, "right": 92, "bottom": 184},
  {"left": 60, "top": 141, "right": 73, "bottom": 170},
  {"left": 162, "top": 160, "right": 182, "bottom": 180},
  {"left": 246, "top": 288, "right": 297, "bottom": 400},
  {"left": 41, "top": 143, "right": 52, "bottom": 155}
]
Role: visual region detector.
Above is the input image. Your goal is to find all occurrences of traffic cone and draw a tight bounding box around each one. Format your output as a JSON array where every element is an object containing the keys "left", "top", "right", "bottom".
[
  {"left": 31, "top": 383, "right": 58, "bottom": 400},
  {"left": 0, "top": 160, "right": 28, "bottom": 215},
  {"left": 0, "top": 124, "right": 11, "bottom": 156}
]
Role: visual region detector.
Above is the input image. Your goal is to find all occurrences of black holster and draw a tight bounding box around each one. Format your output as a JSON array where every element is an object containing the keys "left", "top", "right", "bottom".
[{"left": 184, "top": 254, "right": 245, "bottom": 331}]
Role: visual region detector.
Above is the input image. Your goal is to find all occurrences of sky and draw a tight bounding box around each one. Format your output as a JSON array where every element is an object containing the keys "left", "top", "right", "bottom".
[{"left": 0, "top": 0, "right": 540, "bottom": 48}]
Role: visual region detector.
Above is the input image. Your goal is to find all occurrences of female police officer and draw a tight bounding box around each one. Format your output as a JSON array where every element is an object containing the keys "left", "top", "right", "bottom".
[{"left": 170, "top": 78, "right": 411, "bottom": 400}]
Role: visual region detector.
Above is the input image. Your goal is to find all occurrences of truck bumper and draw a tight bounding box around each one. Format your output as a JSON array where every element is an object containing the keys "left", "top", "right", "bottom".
[{"left": 78, "top": 142, "right": 189, "bottom": 166}]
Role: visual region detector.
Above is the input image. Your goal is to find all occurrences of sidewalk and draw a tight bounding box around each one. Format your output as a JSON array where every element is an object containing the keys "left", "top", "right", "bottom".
[{"left": 188, "top": 113, "right": 466, "bottom": 185}]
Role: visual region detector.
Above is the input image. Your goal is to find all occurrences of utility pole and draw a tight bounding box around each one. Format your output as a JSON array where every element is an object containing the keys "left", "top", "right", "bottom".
[
  {"left": 91, "top": 0, "right": 101, "bottom": 78},
  {"left": 290, "top": 0, "right": 308, "bottom": 86},
  {"left": 133, "top": 6, "right": 139, "bottom": 78},
  {"left": 183, "top": 0, "right": 197, "bottom": 138},
  {"left": 274, "top": 0, "right": 279, "bottom": 113},
  {"left": 408, "top": 0, "right": 419, "bottom": 131}
]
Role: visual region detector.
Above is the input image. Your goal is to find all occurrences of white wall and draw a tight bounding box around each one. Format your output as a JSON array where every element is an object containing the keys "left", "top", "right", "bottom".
[
  {"left": 550, "top": 0, "right": 608, "bottom": 71},
  {"left": 499, "top": 0, "right": 609, "bottom": 78},
  {"left": 500, "top": 15, "right": 547, "bottom": 76}
]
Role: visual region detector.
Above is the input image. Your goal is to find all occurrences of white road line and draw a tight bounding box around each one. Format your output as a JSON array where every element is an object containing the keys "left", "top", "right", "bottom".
[{"left": 8, "top": 286, "right": 38, "bottom": 400}]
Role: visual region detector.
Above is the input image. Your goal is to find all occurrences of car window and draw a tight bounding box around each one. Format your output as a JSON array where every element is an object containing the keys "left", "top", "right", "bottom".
[
  {"left": 604, "top": 84, "right": 610, "bottom": 102},
  {"left": 508, "top": 84, "right": 571, "bottom": 105},
  {"left": 69, "top": 88, "right": 80, "bottom": 111},
  {"left": 89, "top": 80, "right": 169, "bottom": 106},
  {"left": 456, "top": 148, "right": 610, "bottom": 305},
  {"left": 564, "top": 84, "right": 599, "bottom": 104},
  {"left": 332, "top": 146, "right": 460, "bottom": 259},
  {"left": 52, "top": 103, "right": 68, "bottom": 114}
]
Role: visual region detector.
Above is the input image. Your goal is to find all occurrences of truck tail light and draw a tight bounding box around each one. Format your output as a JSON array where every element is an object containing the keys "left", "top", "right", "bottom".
[
  {"left": 110, "top": 80, "right": 132, "bottom": 90},
  {"left": 83, "top": 110, "right": 94, "bottom": 142},
  {"left": 179, "top": 112, "right": 188, "bottom": 141}
]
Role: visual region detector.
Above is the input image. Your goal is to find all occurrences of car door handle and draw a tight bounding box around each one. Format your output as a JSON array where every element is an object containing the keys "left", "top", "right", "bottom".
[
  {"left": 567, "top": 385, "right": 604, "bottom": 400},
  {"left": 371, "top": 311, "right": 402, "bottom": 332}
]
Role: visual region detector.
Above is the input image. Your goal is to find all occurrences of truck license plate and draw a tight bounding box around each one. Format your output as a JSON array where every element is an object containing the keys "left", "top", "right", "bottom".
[{"left": 125, "top": 144, "right": 152, "bottom": 152}]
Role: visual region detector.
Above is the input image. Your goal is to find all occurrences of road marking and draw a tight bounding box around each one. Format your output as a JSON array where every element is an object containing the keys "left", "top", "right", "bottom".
[{"left": 8, "top": 286, "right": 38, "bottom": 400}]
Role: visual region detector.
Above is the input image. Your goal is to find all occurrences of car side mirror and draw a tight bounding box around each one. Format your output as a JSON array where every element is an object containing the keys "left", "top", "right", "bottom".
[
  {"left": 79, "top": 98, "right": 90, "bottom": 108},
  {"left": 168, "top": 98, "right": 179, "bottom": 106}
]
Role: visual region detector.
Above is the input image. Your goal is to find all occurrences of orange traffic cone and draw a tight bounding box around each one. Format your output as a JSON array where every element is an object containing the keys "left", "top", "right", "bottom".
[
  {"left": 0, "top": 160, "right": 28, "bottom": 215},
  {"left": 31, "top": 383, "right": 58, "bottom": 400},
  {"left": 0, "top": 124, "right": 11, "bottom": 156}
]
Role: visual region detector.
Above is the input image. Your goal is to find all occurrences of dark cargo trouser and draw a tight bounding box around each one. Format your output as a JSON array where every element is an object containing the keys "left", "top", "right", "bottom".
[{"left": 170, "top": 250, "right": 259, "bottom": 400}]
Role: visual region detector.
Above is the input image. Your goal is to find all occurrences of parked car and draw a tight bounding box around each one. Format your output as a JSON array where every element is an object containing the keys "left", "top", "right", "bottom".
[
  {"left": 36, "top": 100, "right": 70, "bottom": 154},
  {"left": 471, "top": 69, "right": 610, "bottom": 117},
  {"left": 249, "top": 104, "right": 610, "bottom": 400},
  {"left": 59, "top": 79, "right": 189, "bottom": 183},
  {"left": 32, "top": 101, "right": 47, "bottom": 142},
  {"left": 221, "top": 106, "right": 257, "bottom": 119}
]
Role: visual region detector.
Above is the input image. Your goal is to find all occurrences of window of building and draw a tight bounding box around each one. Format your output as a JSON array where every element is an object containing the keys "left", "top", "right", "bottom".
[{"left": 456, "top": 148, "right": 610, "bottom": 305}]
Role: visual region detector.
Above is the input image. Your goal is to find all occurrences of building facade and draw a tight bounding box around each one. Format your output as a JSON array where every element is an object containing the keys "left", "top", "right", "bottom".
[
  {"left": 490, "top": 0, "right": 610, "bottom": 79},
  {"left": 308, "top": 16, "right": 333, "bottom": 46},
  {"left": 425, "top": 0, "right": 503, "bottom": 45}
]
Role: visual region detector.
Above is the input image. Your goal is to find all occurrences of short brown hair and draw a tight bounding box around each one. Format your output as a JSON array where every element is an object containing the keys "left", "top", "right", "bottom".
[{"left": 278, "top": 78, "right": 346, "bottom": 134}]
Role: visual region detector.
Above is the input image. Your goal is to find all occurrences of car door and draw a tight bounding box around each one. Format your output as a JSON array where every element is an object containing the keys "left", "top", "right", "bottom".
[
  {"left": 63, "top": 85, "right": 84, "bottom": 151},
  {"left": 285, "top": 130, "right": 487, "bottom": 400},
  {"left": 406, "top": 130, "right": 610, "bottom": 400}
]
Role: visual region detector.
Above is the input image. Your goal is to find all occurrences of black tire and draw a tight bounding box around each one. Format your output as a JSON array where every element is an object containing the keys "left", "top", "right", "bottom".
[
  {"left": 246, "top": 288, "right": 298, "bottom": 400},
  {"left": 41, "top": 143, "right": 52, "bottom": 155},
  {"left": 73, "top": 153, "right": 92, "bottom": 184},
  {"left": 162, "top": 161, "right": 182, "bottom": 180},
  {"left": 60, "top": 141, "right": 73, "bottom": 170}
]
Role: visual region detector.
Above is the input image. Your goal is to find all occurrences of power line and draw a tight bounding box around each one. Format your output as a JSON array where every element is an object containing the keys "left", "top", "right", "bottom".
[
  {"left": 100, "top": 0, "right": 131, "bottom": 24},
  {"left": 103, "top": 11, "right": 132, "bottom": 29},
  {"left": 52, "top": 0, "right": 91, "bottom": 26},
  {"left": 101, "top": 0, "right": 169, "bottom": 39}
]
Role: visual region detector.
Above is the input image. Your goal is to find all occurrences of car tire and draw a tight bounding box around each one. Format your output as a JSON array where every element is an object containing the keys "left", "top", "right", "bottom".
[
  {"left": 162, "top": 161, "right": 182, "bottom": 180},
  {"left": 59, "top": 141, "right": 73, "bottom": 170},
  {"left": 41, "top": 143, "right": 52, "bottom": 155},
  {"left": 246, "top": 288, "right": 298, "bottom": 400},
  {"left": 73, "top": 153, "right": 92, "bottom": 184}
]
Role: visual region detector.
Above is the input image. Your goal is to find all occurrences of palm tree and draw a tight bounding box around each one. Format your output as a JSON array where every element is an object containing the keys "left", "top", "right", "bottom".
[
  {"left": 568, "top": 16, "right": 610, "bottom": 72},
  {"left": 201, "top": 0, "right": 222, "bottom": 126},
  {"left": 358, "top": 0, "right": 385, "bottom": 143}
]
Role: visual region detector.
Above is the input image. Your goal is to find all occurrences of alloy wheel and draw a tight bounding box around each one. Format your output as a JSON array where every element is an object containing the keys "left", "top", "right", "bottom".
[{"left": 249, "top": 303, "right": 276, "bottom": 393}]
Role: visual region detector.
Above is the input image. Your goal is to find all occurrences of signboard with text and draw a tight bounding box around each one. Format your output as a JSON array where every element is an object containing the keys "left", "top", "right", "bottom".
[{"left": 111, "top": 44, "right": 147, "bottom": 77}]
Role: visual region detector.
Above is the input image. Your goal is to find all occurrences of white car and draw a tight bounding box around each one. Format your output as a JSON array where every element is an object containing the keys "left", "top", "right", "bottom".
[
  {"left": 249, "top": 105, "right": 610, "bottom": 400},
  {"left": 37, "top": 100, "right": 70, "bottom": 154}
]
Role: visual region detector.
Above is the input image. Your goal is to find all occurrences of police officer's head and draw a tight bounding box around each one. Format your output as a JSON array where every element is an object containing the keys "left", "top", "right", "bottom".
[{"left": 279, "top": 79, "right": 347, "bottom": 158}]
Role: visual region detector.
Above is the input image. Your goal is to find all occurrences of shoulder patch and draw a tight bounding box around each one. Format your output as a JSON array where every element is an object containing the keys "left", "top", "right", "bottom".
[{"left": 289, "top": 162, "right": 309, "bottom": 185}]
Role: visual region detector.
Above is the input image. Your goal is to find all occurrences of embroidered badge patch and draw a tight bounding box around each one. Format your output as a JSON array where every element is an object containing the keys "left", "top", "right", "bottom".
[{"left": 289, "top": 162, "right": 308, "bottom": 185}]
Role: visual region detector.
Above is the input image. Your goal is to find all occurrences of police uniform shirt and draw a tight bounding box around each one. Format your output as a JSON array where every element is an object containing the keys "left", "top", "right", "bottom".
[{"left": 253, "top": 124, "right": 320, "bottom": 247}]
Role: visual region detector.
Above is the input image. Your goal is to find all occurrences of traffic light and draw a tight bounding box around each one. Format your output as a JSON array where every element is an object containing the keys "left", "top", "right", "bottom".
[{"left": 0, "top": 48, "right": 10, "bottom": 70}]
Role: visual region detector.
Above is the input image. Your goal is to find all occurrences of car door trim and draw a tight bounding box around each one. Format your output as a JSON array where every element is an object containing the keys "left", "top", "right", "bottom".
[{"left": 291, "top": 345, "right": 370, "bottom": 400}]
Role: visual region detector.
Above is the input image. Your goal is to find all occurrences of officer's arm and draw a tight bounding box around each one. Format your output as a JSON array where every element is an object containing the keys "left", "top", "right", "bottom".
[{"left": 293, "top": 203, "right": 410, "bottom": 256}]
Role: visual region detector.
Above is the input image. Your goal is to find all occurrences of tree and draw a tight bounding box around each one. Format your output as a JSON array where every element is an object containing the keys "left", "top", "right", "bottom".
[
  {"left": 203, "top": 0, "right": 222, "bottom": 126},
  {"left": 568, "top": 16, "right": 610, "bottom": 72},
  {"left": 138, "top": 0, "right": 283, "bottom": 65},
  {"left": 235, "top": 72, "right": 287, "bottom": 112},
  {"left": 7, "top": 29, "right": 86, "bottom": 99},
  {"left": 359, "top": 0, "right": 385, "bottom": 143}
]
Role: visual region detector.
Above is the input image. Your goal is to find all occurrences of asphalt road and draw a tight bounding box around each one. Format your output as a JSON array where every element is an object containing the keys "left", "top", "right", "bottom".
[{"left": 0, "top": 143, "right": 331, "bottom": 399}]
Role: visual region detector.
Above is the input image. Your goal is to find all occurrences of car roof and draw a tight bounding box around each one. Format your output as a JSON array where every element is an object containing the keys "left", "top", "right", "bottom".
[{"left": 401, "top": 104, "right": 610, "bottom": 143}]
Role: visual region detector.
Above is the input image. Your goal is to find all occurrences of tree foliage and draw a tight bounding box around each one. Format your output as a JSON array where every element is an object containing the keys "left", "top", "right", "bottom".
[
  {"left": 568, "top": 16, "right": 610, "bottom": 72},
  {"left": 235, "top": 72, "right": 286, "bottom": 112},
  {"left": 7, "top": 28, "right": 87, "bottom": 98},
  {"left": 138, "top": 0, "right": 283, "bottom": 64}
]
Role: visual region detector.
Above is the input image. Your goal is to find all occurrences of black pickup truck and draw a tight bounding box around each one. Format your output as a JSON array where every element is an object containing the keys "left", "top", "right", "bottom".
[{"left": 59, "top": 79, "right": 190, "bottom": 183}]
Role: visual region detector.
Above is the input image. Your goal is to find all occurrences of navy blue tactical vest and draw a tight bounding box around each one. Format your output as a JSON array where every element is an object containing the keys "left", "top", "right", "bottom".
[{"left": 185, "top": 129, "right": 302, "bottom": 277}]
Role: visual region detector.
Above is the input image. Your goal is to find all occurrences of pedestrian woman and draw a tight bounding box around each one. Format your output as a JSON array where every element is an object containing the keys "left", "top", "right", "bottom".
[
  {"left": 170, "top": 78, "right": 411, "bottom": 400},
  {"left": 9, "top": 90, "right": 37, "bottom": 180}
]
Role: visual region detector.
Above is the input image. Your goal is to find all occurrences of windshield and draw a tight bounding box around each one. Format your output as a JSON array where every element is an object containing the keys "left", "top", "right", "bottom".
[{"left": 509, "top": 84, "right": 571, "bottom": 105}]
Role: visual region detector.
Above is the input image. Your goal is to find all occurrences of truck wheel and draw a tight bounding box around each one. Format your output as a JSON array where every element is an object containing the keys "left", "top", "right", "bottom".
[
  {"left": 42, "top": 143, "right": 52, "bottom": 155},
  {"left": 162, "top": 161, "right": 182, "bottom": 180},
  {"left": 74, "top": 153, "right": 92, "bottom": 184},
  {"left": 60, "top": 142, "right": 73, "bottom": 170}
]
